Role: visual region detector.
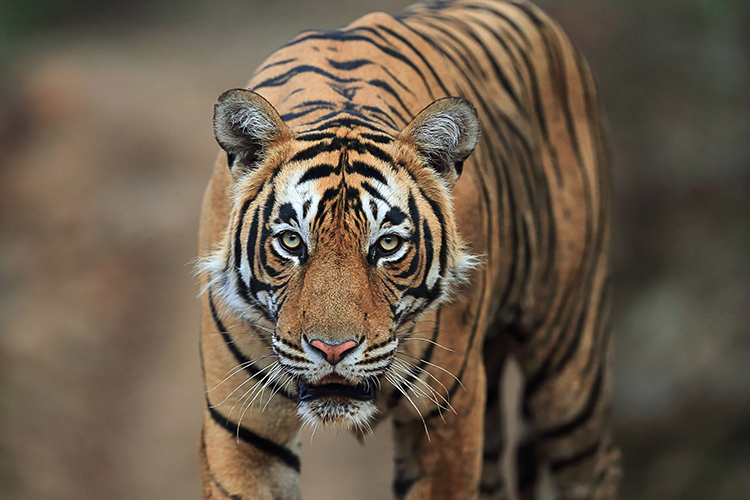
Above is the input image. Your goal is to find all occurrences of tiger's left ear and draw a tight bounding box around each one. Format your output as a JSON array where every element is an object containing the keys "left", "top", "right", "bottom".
[{"left": 397, "top": 97, "right": 480, "bottom": 187}]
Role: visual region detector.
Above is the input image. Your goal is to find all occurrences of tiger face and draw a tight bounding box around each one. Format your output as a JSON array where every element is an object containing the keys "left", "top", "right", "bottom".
[{"left": 203, "top": 89, "right": 479, "bottom": 430}]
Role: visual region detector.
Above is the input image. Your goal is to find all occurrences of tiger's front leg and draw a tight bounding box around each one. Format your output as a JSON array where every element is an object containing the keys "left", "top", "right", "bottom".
[
  {"left": 199, "top": 408, "right": 301, "bottom": 500},
  {"left": 198, "top": 297, "right": 303, "bottom": 500},
  {"left": 392, "top": 342, "right": 487, "bottom": 500}
]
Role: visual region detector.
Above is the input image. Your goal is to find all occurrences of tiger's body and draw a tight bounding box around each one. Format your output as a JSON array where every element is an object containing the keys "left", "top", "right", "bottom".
[{"left": 197, "top": 1, "right": 620, "bottom": 499}]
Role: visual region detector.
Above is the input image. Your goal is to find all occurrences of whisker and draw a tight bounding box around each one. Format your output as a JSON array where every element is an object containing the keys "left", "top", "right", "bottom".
[
  {"left": 222, "top": 338, "right": 272, "bottom": 346},
  {"left": 393, "top": 329, "right": 438, "bottom": 338},
  {"left": 262, "top": 367, "right": 290, "bottom": 411},
  {"left": 227, "top": 362, "right": 279, "bottom": 419},
  {"left": 242, "top": 322, "right": 276, "bottom": 335},
  {"left": 396, "top": 337, "right": 454, "bottom": 352},
  {"left": 394, "top": 318, "right": 437, "bottom": 335},
  {"left": 396, "top": 351, "right": 465, "bottom": 390},
  {"left": 389, "top": 361, "right": 438, "bottom": 404},
  {"left": 392, "top": 355, "right": 454, "bottom": 403},
  {"left": 391, "top": 358, "right": 455, "bottom": 414},
  {"left": 385, "top": 372, "right": 430, "bottom": 440},
  {"left": 203, "top": 331, "right": 272, "bottom": 337},
  {"left": 241, "top": 363, "right": 282, "bottom": 413},
  {"left": 211, "top": 359, "right": 278, "bottom": 415},
  {"left": 207, "top": 354, "right": 275, "bottom": 394},
  {"left": 236, "top": 363, "right": 283, "bottom": 437}
]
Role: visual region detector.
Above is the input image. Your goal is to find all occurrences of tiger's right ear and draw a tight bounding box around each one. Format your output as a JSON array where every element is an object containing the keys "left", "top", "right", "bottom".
[{"left": 213, "top": 89, "right": 292, "bottom": 181}]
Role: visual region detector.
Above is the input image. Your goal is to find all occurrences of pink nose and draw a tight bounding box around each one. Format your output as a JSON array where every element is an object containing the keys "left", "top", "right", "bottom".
[{"left": 309, "top": 339, "right": 358, "bottom": 365}]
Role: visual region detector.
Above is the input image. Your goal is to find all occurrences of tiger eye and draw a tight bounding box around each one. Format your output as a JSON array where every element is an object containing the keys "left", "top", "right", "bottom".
[
  {"left": 379, "top": 235, "right": 400, "bottom": 252},
  {"left": 281, "top": 231, "right": 301, "bottom": 250}
]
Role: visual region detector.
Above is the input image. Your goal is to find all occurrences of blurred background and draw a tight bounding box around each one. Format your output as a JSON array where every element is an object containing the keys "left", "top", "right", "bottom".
[{"left": 1, "top": 0, "right": 748, "bottom": 498}]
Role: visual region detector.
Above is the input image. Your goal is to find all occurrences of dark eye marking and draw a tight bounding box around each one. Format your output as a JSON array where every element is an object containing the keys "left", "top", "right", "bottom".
[
  {"left": 277, "top": 203, "right": 297, "bottom": 225},
  {"left": 361, "top": 182, "right": 386, "bottom": 202},
  {"left": 384, "top": 207, "right": 407, "bottom": 226}
]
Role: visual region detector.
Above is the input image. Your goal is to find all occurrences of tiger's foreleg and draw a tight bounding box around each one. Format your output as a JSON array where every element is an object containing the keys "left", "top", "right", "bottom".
[
  {"left": 199, "top": 406, "right": 302, "bottom": 500},
  {"left": 479, "top": 333, "right": 511, "bottom": 500},
  {"left": 518, "top": 280, "right": 621, "bottom": 499},
  {"left": 392, "top": 349, "right": 487, "bottom": 500},
  {"left": 198, "top": 302, "right": 303, "bottom": 500}
]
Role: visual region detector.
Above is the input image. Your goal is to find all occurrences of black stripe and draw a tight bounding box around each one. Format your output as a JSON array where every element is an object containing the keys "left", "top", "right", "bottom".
[
  {"left": 393, "top": 477, "right": 418, "bottom": 499},
  {"left": 234, "top": 200, "right": 254, "bottom": 306},
  {"left": 206, "top": 403, "right": 301, "bottom": 472},
  {"left": 549, "top": 440, "right": 601, "bottom": 472},
  {"left": 296, "top": 131, "right": 337, "bottom": 142},
  {"left": 298, "top": 164, "right": 337, "bottom": 184},
  {"left": 253, "top": 64, "right": 359, "bottom": 90},
  {"left": 517, "top": 440, "right": 538, "bottom": 491},
  {"left": 540, "top": 364, "right": 604, "bottom": 440},
  {"left": 394, "top": 194, "right": 421, "bottom": 280},
  {"left": 290, "top": 142, "right": 333, "bottom": 163},
  {"left": 207, "top": 291, "right": 294, "bottom": 400},
  {"left": 367, "top": 78, "right": 412, "bottom": 116},
  {"left": 479, "top": 479, "right": 504, "bottom": 496},
  {"left": 449, "top": 15, "right": 521, "bottom": 108},
  {"left": 360, "top": 132, "right": 394, "bottom": 144},
  {"left": 282, "top": 103, "right": 336, "bottom": 123},
  {"left": 462, "top": 4, "right": 532, "bottom": 48},
  {"left": 359, "top": 105, "right": 399, "bottom": 129},
  {"left": 327, "top": 58, "right": 372, "bottom": 71},
  {"left": 376, "top": 22, "right": 446, "bottom": 98},
  {"left": 283, "top": 30, "right": 430, "bottom": 92},
  {"left": 347, "top": 160, "right": 388, "bottom": 185},
  {"left": 361, "top": 181, "right": 387, "bottom": 202},
  {"left": 421, "top": 15, "right": 488, "bottom": 79},
  {"left": 305, "top": 115, "right": 389, "bottom": 135},
  {"left": 256, "top": 57, "right": 297, "bottom": 73}
]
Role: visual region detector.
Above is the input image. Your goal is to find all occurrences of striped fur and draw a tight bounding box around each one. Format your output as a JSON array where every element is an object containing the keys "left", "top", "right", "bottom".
[{"left": 197, "top": 1, "right": 620, "bottom": 499}]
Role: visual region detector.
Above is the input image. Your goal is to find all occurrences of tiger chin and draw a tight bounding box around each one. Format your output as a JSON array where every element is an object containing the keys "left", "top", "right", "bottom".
[{"left": 198, "top": 1, "right": 621, "bottom": 499}]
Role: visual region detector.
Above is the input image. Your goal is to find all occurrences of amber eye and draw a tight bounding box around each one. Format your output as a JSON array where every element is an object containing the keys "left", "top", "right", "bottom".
[
  {"left": 378, "top": 235, "right": 401, "bottom": 254},
  {"left": 280, "top": 231, "right": 302, "bottom": 251}
]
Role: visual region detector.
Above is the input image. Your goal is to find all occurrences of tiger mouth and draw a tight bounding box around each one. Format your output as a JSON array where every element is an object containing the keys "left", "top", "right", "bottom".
[{"left": 298, "top": 378, "right": 376, "bottom": 402}]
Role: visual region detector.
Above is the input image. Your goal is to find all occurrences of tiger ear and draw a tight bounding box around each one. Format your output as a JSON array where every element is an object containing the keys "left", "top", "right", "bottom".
[
  {"left": 213, "top": 89, "right": 292, "bottom": 181},
  {"left": 397, "top": 97, "right": 480, "bottom": 187}
]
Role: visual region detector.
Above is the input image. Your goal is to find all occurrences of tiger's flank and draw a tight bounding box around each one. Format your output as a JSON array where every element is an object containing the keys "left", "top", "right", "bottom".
[{"left": 197, "top": 0, "right": 620, "bottom": 499}]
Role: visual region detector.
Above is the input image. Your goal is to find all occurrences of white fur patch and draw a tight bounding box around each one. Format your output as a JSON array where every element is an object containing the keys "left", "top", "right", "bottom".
[
  {"left": 230, "top": 105, "right": 277, "bottom": 140},
  {"left": 298, "top": 398, "right": 378, "bottom": 433},
  {"left": 412, "top": 111, "right": 465, "bottom": 158}
]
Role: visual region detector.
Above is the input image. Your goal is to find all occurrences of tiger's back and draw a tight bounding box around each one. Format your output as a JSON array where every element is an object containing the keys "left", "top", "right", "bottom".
[{"left": 198, "top": 1, "right": 619, "bottom": 499}]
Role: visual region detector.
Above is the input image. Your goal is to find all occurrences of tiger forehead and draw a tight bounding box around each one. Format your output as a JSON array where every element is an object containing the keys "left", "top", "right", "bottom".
[
  {"left": 267, "top": 141, "right": 413, "bottom": 229},
  {"left": 278, "top": 130, "right": 403, "bottom": 190}
]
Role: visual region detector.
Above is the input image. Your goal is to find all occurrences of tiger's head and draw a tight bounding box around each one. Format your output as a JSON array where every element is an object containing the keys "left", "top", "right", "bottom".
[{"left": 202, "top": 89, "right": 480, "bottom": 430}]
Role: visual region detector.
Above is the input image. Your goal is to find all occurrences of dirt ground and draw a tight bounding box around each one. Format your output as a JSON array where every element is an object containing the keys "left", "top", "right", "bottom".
[{"left": 1, "top": 1, "right": 749, "bottom": 499}]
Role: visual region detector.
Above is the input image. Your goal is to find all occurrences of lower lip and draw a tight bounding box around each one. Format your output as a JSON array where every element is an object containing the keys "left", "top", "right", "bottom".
[{"left": 298, "top": 380, "right": 376, "bottom": 401}]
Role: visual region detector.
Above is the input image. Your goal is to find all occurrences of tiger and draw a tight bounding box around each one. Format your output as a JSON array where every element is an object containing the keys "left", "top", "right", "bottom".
[{"left": 196, "top": 0, "right": 621, "bottom": 499}]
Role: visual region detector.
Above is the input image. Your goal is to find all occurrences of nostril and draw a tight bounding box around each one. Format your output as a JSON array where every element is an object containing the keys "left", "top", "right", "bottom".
[{"left": 309, "top": 339, "right": 358, "bottom": 365}]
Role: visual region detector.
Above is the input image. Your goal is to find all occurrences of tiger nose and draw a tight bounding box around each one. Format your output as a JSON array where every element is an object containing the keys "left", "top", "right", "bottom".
[{"left": 309, "top": 339, "right": 358, "bottom": 365}]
